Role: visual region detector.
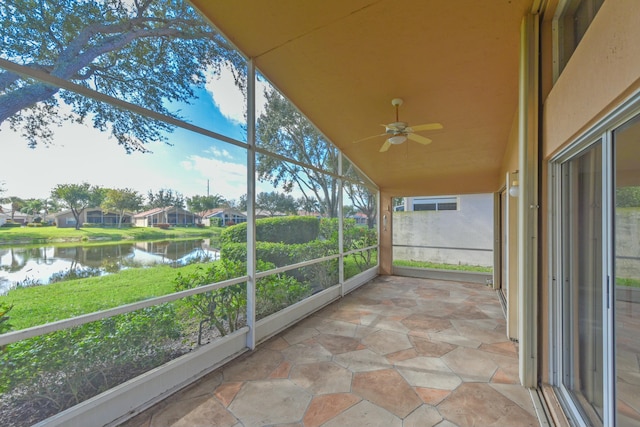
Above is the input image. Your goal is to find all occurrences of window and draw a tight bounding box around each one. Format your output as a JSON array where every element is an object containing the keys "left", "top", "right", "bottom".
[
  {"left": 411, "top": 196, "right": 458, "bottom": 211},
  {"left": 553, "top": 0, "right": 604, "bottom": 80}
]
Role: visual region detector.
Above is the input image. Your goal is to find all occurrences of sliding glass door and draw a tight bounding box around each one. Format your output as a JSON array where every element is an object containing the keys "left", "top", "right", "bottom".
[
  {"left": 614, "top": 116, "right": 640, "bottom": 427},
  {"left": 561, "top": 141, "right": 604, "bottom": 426},
  {"left": 554, "top": 109, "right": 640, "bottom": 426}
]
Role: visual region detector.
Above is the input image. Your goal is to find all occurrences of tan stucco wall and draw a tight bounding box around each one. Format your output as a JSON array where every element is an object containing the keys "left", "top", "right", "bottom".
[
  {"left": 539, "top": 0, "right": 640, "bottom": 384},
  {"left": 543, "top": 0, "right": 640, "bottom": 160},
  {"left": 379, "top": 192, "right": 393, "bottom": 275}
]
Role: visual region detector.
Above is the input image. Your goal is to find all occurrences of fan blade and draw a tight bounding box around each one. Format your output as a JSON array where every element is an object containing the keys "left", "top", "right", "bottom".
[
  {"left": 353, "top": 133, "right": 387, "bottom": 143},
  {"left": 379, "top": 140, "right": 392, "bottom": 152},
  {"left": 408, "top": 123, "right": 443, "bottom": 132},
  {"left": 407, "top": 133, "right": 432, "bottom": 145}
]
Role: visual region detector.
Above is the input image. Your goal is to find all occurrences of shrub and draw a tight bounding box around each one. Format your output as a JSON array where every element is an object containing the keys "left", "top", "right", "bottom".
[
  {"left": 1, "top": 222, "right": 21, "bottom": 228},
  {"left": 174, "top": 259, "right": 247, "bottom": 338},
  {"left": 174, "top": 259, "right": 310, "bottom": 338},
  {"left": 0, "top": 304, "right": 181, "bottom": 408},
  {"left": 25, "top": 222, "right": 43, "bottom": 227},
  {"left": 0, "top": 303, "right": 13, "bottom": 352},
  {"left": 221, "top": 240, "right": 337, "bottom": 288},
  {"left": 255, "top": 272, "right": 311, "bottom": 319},
  {"left": 319, "top": 217, "right": 339, "bottom": 241},
  {"left": 153, "top": 223, "right": 171, "bottom": 229},
  {"left": 220, "top": 216, "right": 320, "bottom": 245}
]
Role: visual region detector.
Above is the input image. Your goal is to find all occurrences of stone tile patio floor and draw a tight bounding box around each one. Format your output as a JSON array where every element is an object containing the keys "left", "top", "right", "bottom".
[{"left": 120, "top": 275, "right": 542, "bottom": 427}]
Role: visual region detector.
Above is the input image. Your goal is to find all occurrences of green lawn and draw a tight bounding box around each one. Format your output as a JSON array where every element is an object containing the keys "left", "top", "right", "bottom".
[
  {"left": 393, "top": 259, "right": 493, "bottom": 273},
  {"left": 2, "top": 263, "right": 207, "bottom": 330},
  {"left": 3, "top": 253, "right": 378, "bottom": 331},
  {"left": 0, "top": 225, "right": 222, "bottom": 245},
  {"left": 617, "top": 277, "right": 640, "bottom": 288}
]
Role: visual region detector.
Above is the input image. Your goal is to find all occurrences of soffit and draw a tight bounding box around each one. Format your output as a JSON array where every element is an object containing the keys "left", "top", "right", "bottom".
[{"left": 192, "top": 0, "right": 533, "bottom": 196}]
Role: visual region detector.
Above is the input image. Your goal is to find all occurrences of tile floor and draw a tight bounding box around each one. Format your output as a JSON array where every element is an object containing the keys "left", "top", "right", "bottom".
[{"left": 120, "top": 275, "right": 542, "bottom": 427}]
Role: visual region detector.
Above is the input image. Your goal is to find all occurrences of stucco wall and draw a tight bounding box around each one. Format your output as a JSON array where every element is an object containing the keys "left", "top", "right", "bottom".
[
  {"left": 393, "top": 194, "right": 493, "bottom": 267},
  {"left": 543, "top": 0, "right": 640, "bottom": 159},
  {"left": 539, "top": 0, "right": 640, "bottom": 384}
]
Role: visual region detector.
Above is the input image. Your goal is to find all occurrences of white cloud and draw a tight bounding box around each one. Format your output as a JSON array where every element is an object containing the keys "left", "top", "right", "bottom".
[
  {"left": 205, "top": 66, "right": 269, "bottom": 124},
  {"left": 208, "top": 146, "right": 232, "bottom": 159},
  {"left": 179, "top": 154, "right": 248, "bottom": 200},
  {"left": 0, "top": 120, "right": 251, "bottom": 201}
]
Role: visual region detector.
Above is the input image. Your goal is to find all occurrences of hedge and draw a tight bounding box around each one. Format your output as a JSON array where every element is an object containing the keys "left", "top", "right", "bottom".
[
  {"left": 220, "top": 216, "right": 320, "bottom": 245},
  {"left": 221, "top": 239, "right": 338, "bottom": 289},
  {"left": 221, "top": 240, "right": 336, "bottom": 268}
]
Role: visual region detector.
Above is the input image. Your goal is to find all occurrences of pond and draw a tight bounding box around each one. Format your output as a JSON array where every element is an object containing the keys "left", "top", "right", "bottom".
[{"left": 0, "top": 239, "right": 219, "bottom": 294}]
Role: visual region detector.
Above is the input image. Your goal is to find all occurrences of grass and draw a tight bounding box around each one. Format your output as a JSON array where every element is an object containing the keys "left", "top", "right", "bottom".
[
  {"left": 617, "top": 277, "right": 640, "bottom": 288},
  {"left": 0, "top": 225, "right": 222, "bottom": 245},
  {"left": 1, "top": 263, "right": 209, "bottom": 331},
  {"left": 393, "top": 259, "right": 493, "bottom": 273},
  {"left": 2, "top": 253, "right": 381, "bottom": 331}
]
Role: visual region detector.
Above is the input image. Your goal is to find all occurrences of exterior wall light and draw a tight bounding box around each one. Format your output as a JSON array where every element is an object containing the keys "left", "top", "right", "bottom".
[{"left": 509, "top": 170, "right": 519, "bottom": 197}]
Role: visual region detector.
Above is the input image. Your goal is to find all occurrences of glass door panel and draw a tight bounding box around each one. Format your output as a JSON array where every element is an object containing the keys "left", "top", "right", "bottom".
[
  {"left": 562, "top": 141, "right": 604, "bottom": 425},
  {"left": 614, "top": 116, "right": 640, "bottom": 427}
]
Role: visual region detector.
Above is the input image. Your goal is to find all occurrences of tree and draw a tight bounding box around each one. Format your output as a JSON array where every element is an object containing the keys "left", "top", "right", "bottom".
[
  {"left": 343, "top": 181, "right": 377, "bottom": 228},
  {"left": 617, "top": 186, "right": 640, "bottom": 208},
  {"left": 186, "top": 194, "right": 226, "bottom": 213},
  {"left": 147, "top": 188, "right": 184, "bottom": 223},
  {"left": 297, "top": 196, "right": 319, "bottom": 215},
  {"left": 44, "top": 198, "right": 61, "bottom": 215},
  {"left": 20, "top": 198, "right": 46, "bottom": 220},
  {"left": 51, "top": 183, "right": 97, "bottom": 229},
  {"left": 1, "top": 196, "right": 25, "bottom": 220},
  {"left": 343, "top": 162, "right": 377, "bottom": 228},
  {"left": 256, "top": 191, "right": 297, "bottom": 217},
  {"left": 235, "top": 194, "right": 248, "bottom": 212},
  {"left": 256, "top": 89, "right": 340, "bottom": 217},
  {"left": 342, "top": 205, "right": 357, "bottom": 218},
  {"left": 101, "top": 188, "right": 142, "bottom": 228},
  {"left": 0, "top": 0, "right": 246, "bottom": 152}
]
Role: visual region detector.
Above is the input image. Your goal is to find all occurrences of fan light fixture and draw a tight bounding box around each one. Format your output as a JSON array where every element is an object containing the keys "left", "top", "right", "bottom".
[
  {"left": 388, "top": 135, "right": 407, "bottom": 145},
  {"left": 352, "top": 98, "right": 442, "bottom": 152}
]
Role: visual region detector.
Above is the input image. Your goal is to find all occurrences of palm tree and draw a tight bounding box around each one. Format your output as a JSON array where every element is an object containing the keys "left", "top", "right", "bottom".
[{"left": 0, "top": 196, "right": 25, "bottom": 221}]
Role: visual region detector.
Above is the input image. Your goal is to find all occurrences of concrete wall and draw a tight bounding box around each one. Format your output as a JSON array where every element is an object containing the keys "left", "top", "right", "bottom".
[
  {"left": 616, "top": 208, "right": 640, "bottom": 279},
  {"left": 392, "top": 193, "right": 493, "bottom": 267}
]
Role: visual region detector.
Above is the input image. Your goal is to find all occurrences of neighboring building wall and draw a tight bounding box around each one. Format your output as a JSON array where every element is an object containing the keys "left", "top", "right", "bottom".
[
  {"left": 615, "top": 208, "right": 640, "bottom": 280},
  {"left": 56, "top": 211, "right": 79, "bottom": 228},
  {"left": 393, "top": 194, "right": 493, "bottom": 267}
]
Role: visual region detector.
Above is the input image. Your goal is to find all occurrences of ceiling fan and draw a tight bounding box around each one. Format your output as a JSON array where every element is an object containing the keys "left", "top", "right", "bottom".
[{"left": 354, "top": 98, "right": 443, "bottom": 152}]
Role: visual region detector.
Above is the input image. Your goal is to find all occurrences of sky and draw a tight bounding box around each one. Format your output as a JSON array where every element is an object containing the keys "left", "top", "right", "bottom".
[{"left": 1, "top": 67, "right": 273, "bottom": 204}]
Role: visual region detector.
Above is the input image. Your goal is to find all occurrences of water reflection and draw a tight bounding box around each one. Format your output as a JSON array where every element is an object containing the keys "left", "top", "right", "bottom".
[{"left": 0, "top": 239, "right": 219, "bottom": 294}]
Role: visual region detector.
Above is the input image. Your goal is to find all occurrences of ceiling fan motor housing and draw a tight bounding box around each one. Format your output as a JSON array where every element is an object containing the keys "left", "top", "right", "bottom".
[{"left": 386, "top": 121, "right": 408, "bottom": 133}]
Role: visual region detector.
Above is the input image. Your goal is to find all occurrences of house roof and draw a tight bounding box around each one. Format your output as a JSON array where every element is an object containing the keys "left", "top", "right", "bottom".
[
  {"left": 54, "top": 208, "right": 134, "bottom": 218},
  {"left": 200, "top": 208, "right": 246, "bottom": 218},
  {"left": 133, "top": 206, "right": 197, "bottom": 218},
  {"left": 191, "top": 0, "right": 537, "bottom": 196}
]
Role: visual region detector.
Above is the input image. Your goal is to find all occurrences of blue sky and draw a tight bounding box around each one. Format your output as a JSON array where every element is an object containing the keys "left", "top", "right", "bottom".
[{"left": 1, "top": 67, "right": 273, "bottom": 203}]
